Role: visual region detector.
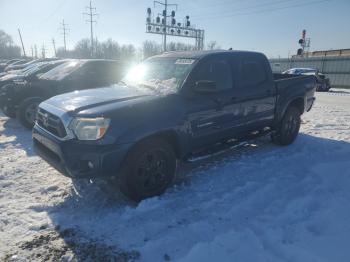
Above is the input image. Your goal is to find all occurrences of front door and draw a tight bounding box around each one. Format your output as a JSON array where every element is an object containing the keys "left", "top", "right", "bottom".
[{"left": 184, "top": 56, "right": 241, "bottom": 150}]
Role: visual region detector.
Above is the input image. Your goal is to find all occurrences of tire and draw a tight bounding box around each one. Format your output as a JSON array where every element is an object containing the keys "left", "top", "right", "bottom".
[
  {"left": 17, "top": 97, "right": 43, "bottom": 129},
  {"left": 1, "top": 106, "right": 16, "bottom": 118},
  {"left": 272, "top": 106, "right": 301, "bottom": 146},
  {"left": 119, "top": 137, "right": 177, "bottom": 202}
]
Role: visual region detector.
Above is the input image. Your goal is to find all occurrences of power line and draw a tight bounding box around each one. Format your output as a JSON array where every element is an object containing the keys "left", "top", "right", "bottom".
[
  {"left": 83, "top": 0, "right": 99, "bottom": 58},
  {"left": 191, "top": 0, "right": 299, "bottom": 19},
  {"left": 194, "top": 0, "right": 330, "bottom": 21}
]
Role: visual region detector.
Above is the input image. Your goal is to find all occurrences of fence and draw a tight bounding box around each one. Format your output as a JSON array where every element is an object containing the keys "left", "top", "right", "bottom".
[{"left": 269, "top": 56, "right": 350, "bottom": 88}]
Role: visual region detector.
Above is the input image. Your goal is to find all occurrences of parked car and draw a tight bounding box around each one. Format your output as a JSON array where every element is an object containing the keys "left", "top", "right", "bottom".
[
  {"left": 0, "top": 59, "right": 129, "bottom": 128},
  {"left": 0, "top": 59, "right": 24, "bottom": 72},
  {"left": 283, "top": 68, "right": 331, "bottom": 92},
  {"left": 0, "top": 60, "right": 68, "bottom": 117},
  {"left": 4, "top": 58, "right": 57, "bottom": 72},
  {"left": 33, "top": 50, "right": 316, "bottom": 202},
  {"left": 0, "top": 60, "right": 56, "bottom": 89}
]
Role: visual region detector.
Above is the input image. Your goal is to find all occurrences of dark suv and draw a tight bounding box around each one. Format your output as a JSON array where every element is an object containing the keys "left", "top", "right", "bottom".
[{"left": 0, "top": 59, "right": 129, "bottom": 128}]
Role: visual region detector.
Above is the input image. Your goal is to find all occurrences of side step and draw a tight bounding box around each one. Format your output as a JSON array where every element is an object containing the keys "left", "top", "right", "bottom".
[{"left": 186, "top": 128, "right": 272, "bottom": 163}]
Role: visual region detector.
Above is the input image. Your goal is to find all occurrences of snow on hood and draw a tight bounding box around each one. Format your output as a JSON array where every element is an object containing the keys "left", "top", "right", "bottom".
[{"left": 42, "top": 84, "right": 154, "bottom": 113}]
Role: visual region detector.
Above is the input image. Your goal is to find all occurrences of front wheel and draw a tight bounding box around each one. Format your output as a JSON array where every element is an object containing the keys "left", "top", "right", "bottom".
[
  {"left": 272, "top": 106, "right": 301, "bottom": 146},
  {"left": 17, "top": 97, "right": 43, "bottom": 129},
  {"left": 119, "top": 138, "right": 177, "bottom": 202}
]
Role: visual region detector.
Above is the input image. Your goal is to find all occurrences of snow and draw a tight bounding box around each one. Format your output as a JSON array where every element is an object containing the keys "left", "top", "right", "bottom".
[{"left": 1, "top": 91, "right": 350, "bottom": 261}]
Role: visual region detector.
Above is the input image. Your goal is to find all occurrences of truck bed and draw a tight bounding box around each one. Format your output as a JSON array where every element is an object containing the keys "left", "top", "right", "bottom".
[{"left": 273, "top": 73, "right": 316, "bottom": 117}]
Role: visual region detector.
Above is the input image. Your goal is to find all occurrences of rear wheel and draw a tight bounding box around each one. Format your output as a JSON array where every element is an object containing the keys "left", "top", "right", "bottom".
[
  {"left": 17, "top": 97, "right": 43, "bottom": 129},
  {"left": 119, "top": 138, "right": 177, "bottom": 202},
  {"left": 272, "top": 106, "right": 301, "bottom": 145}
]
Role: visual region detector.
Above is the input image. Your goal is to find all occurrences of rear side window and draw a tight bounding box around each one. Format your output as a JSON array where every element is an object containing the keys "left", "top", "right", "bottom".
[
  {"left": 194, "top": 60, "right": 233, "bottom": 91},
  {"left": 240, "top": 60, "right": 266, "bottom": 86}
]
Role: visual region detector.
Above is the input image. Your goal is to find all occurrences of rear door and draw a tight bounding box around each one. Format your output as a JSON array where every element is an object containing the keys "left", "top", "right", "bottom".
[{"left": 235, "top": 54, "right": 276, "bottom": 130}]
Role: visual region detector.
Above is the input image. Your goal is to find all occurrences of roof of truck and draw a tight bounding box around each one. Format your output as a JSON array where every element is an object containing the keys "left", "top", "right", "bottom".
[{"left": 152, "top": 50, "right": 265, "bottom": 59}]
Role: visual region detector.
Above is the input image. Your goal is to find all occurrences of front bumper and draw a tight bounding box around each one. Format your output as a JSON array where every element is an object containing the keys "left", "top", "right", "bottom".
[{"left": 33, "top": 124, "right": 132, "bottom": 179}]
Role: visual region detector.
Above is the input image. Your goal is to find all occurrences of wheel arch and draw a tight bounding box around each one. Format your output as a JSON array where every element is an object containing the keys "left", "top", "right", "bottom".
[
  {"left": 122, "top": 129, "right": 187, "bottom": 161},
  {"left": 287, "top": 97, "right": 305, "bottom": 115}
]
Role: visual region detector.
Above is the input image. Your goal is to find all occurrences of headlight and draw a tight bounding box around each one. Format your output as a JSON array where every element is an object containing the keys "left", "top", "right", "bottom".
[{"left": 69, "top": 117, "right": 110, "bottom": 140}]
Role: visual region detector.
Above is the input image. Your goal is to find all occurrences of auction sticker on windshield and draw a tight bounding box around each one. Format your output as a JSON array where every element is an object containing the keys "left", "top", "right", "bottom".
[{"left": 175, "top": 59, "right": 195, "bottom": 65}]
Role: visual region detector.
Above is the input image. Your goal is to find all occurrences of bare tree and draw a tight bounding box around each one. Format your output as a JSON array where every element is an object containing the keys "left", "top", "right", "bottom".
[
  {"left": 206, "top": 41, "right": 220, "bottom": 50},
  {"left": 142, "top": 41, "right": 162, "bottom": 59},
  {"left": 0, "top": 30, "right": 21, "bottom": 59}
]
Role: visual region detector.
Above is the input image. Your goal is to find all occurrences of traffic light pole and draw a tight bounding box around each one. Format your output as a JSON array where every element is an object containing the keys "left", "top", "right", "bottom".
[{"left": 163, "top": 0, "right": 167, "bottom": 52}]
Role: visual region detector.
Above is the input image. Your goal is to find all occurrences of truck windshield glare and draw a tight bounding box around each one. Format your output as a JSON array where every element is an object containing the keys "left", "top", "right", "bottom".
[{"left": 121, "top": 57, "right": 195, "bottom": 93}]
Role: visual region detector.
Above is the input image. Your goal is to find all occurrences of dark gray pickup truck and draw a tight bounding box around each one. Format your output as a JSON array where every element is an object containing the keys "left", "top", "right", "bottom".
[{"left": 33, "top": 50, "right": 316, "bottom": 201}]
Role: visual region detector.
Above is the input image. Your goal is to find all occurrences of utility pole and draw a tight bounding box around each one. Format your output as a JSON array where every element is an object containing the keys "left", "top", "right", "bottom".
[
  {"left": 52, "top": 38, "right": 57, "bottom": 57},
  {"left": 34, "top": 45, "right": 38, "bottom": 58},
  {"left": 30, "top": 46, "right": 34, "bottom": 58},
  {"left": 83, "top": 0, "right": 98, "bottom": 58},
  {"left": 17, "top": 28, "right": 26, "bottom": 57},
  {"left": 59, "top": 19, "right": 68, "bottom": 53},
  {"left": 163, "top": 0, "right": 167, "bottom": 52},
  {"left": 41, "top": 44, "right": 47, "bottom": 59}
]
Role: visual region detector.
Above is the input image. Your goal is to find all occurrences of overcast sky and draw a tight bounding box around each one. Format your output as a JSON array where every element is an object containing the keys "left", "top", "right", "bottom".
[{"left": 0, "top": 0, "right": 349, "bottom": 58}]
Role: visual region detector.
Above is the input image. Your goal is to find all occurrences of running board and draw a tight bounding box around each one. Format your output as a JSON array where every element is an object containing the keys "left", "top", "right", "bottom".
[
  {"left": 186, "top": 128, "right": 272, "bottom": 163},
  {"left": 186, "top": 141, "right": 248, "bottom": 162}
]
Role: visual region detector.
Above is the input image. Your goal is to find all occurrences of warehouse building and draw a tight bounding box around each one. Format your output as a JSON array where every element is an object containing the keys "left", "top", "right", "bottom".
[{"left": 270, "top": 48, "right": 350, "bottom": 89}]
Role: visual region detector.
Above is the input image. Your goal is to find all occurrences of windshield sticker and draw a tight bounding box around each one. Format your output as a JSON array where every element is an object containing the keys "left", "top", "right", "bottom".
[{"left": 175, "top": 59, "right": 195, "bottom": 65}]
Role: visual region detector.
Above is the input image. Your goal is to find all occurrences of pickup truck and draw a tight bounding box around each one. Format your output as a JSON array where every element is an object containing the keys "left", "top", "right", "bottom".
[
  {"left": 0, "top": 59, "right": 128, "bottom": 128},
  {"left": 33, "top": 50, "right": 316, "bottom": 201}
]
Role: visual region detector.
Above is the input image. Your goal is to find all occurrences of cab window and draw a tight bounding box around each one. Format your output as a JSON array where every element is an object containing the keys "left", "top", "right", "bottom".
[
  {"left": 239, "top": 60, "right": 267, "bottom": 86},
  {"left": 193, "top": 59, "right": 233, "bottom": 92}
]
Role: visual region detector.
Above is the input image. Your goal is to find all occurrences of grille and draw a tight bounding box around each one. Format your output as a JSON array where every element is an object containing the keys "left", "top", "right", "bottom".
[{"left": 36, "top": 108, "right": 67, "bottom": 138}]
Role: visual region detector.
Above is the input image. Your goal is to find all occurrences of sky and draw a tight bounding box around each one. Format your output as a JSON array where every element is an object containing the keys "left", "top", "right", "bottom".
[{"left": 0, "top": 0, "right": 349, "bottom": 58}]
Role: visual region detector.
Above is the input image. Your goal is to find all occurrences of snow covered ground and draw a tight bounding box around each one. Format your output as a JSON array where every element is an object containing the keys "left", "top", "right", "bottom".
[{"left": 1, "top": 91, "right": 350, "bottom": 262}]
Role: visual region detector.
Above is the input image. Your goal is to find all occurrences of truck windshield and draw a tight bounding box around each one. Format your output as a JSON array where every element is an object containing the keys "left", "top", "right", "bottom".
[
  {"left": 121, "top": 57, "right": 196, "bottom": 94},
  {"left": 39, "top": 60, "right": 85, "bottom": 81}
]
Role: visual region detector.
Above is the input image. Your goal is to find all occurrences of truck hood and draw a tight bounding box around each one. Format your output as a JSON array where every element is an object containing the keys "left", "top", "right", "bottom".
[{"left": 42, "top": 84, "right": 154, "bottom": 113}]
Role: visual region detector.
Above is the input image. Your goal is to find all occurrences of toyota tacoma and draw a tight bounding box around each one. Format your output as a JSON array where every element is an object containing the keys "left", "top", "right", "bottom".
[{"left": 33, "top": 50, "right": 316, "bottom": 201}]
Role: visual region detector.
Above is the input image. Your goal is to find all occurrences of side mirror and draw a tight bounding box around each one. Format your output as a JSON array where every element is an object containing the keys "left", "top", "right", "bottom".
[{"left": 194, "top": 80, "right": 217, "bottom": 93}]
